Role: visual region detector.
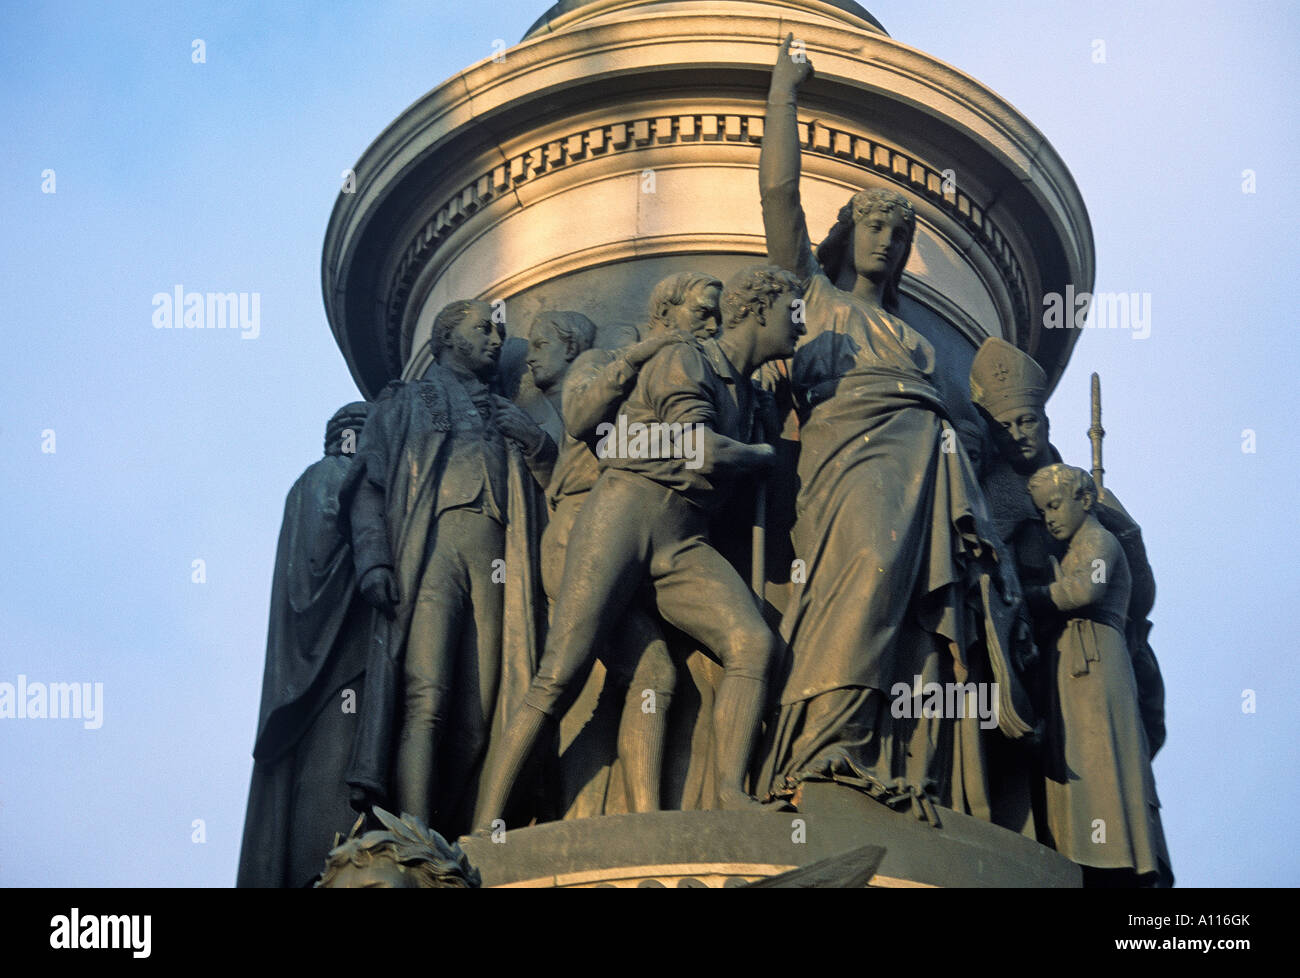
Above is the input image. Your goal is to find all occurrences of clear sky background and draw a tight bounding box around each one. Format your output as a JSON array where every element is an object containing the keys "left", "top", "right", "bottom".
[{"left": 2, "top": 1, "right": 1296, "bottom": 887}]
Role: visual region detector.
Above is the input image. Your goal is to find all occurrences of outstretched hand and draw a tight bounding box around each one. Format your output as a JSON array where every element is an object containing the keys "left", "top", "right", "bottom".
[{"left": 772, "top": 32, "right": 814, "bottom": 93}]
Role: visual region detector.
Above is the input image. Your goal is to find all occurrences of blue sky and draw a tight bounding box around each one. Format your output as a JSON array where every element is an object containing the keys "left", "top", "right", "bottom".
[{"left": 2, "top": 1, "right": 1296, "bottom": 886}]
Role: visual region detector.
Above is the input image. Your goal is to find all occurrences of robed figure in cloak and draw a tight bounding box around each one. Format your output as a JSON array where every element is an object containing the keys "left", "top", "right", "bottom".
[
  {"left": 969, "top": 337, "right": 1166, "bottom": 760},
  {"left": 1023, "top": 465, "right": 1172, "bottom": 886},
  {"left": 237, "top": 402, "right": 372, "bottom": 887}
]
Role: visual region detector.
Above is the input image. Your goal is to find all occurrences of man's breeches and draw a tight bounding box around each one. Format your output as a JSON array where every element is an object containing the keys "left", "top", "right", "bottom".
[
  {"left": 525, "top": 470, "right": 773, "bottom": 717},
  {"left": 541, "top": 490, "right": 675, "bottom": 695},
  {"left": 404, "top": 508, "right": 505, "bottom": 752}
]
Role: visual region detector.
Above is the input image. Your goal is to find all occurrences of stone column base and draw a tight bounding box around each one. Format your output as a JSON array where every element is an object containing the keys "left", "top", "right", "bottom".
[{"left": 459, "top": 783, "right": 1081, "bottom": 887}]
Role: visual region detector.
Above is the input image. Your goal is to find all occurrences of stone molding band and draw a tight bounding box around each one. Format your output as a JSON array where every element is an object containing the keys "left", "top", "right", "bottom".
[{"left": 383, "top": 111, "right": 1031, "bottom": 373}]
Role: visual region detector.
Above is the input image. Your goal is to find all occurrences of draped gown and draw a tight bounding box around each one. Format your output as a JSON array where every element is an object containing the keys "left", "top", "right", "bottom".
[{"left": 761, "top": 273, "right": 1030, "bottom": 820}]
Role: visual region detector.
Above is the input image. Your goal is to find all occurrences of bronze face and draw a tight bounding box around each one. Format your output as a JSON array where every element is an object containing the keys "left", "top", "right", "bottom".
[
  {"left": 765, "top": 288, "right": 805, "bottom": 360},
  {"left": 664, "top": 282, "right": 722, "bottom": 338},
  {"left": 1030, "top": 481, "right": 1091, "bottom": 541},
  {"left": 852, "top": 207, "right": 910, "bottom": 285},
  {"left": 448, "top": 308, "right": 503, "bottom": 377},
  {"left": 525, "top": 318, "right": 570, "bottom": 392},
  {"left": 992, "top": 405, "right": 1050, "bottom": 468}
]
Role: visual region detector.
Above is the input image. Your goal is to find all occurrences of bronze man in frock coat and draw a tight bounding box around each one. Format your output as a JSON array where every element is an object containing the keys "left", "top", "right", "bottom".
[{"left": 341, "top": 299, "right": 546, "bottom": 838}]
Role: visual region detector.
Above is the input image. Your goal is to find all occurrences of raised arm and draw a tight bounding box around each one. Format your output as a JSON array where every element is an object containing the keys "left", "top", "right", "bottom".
[{"left": 760, "top": 33, "right": 818, "bottom": 280}]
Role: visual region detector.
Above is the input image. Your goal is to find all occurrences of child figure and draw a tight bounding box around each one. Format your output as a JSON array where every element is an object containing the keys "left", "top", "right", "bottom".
[{"left": 1025, "top": 464, "right": 1172, "bottom": 886}]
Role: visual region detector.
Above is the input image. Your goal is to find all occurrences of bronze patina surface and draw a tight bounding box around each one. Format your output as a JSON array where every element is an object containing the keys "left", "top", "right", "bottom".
[{"left": 240, "top": 2, "right": 1161, "bottom": 888}]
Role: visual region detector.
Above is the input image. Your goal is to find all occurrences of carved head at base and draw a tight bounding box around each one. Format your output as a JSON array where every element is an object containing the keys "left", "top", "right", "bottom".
[{"left": 315, "top": 807, "right": 482, "bottom": 889}]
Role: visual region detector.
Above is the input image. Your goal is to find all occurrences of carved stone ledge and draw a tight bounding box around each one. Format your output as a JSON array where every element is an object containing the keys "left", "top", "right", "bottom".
[{"left": 383, "top": 112, "right": 1032, "bottom": 372}]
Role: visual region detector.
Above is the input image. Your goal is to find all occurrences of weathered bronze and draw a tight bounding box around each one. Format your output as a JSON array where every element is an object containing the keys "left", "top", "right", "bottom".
[
  {"left": 971, "top": 337, "right": 1064, "bottom": 607},
  {"left": 472, "top": 265, "right": 803, "bottom": 830},
  {"left": 340, "top": 300, "right": 547, "bottom": 838},
  {"left": 534, "top": 279, "right": 720, "bottom": 816},
  {"left": 756, "top": 35, "right": 1034, "bottom": 827},
  {"left": 971, "top": 337, "right": 1166, "bottom": 757},
  {"left": 742, "top": 844, "right": 885, "bottom": 888},
  {"left": 1024, "top": 465, "right": 1172, "bottom": 886},
  {"left": 237, "top": 403, "right": 372, "bottom": 888},
  {"left": 315, "top": 807, "right": 481, "bottom": 888},
  {"left": 239, "top": 4, "right": 1170, "bottom": 889}
]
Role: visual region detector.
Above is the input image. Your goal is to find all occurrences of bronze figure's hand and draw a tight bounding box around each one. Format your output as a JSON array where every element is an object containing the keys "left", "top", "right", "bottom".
[
  {"left": 627, "top": 329, "right": 691, "bottom": 369},
  {"left": 751, "top": 442, "right": 778, "bottom": 471},
  {"left": 359, "top": 565, "right": 400, "bottom": 617},
  {"left": 772, "top": 32, "right": 814, "bottom": 94},
  {"left": 494, "top": 398, "right": 546, "bottom": 453},
  {"left": 1047, "top": 554, "right": 1064, "bottom": 583}
]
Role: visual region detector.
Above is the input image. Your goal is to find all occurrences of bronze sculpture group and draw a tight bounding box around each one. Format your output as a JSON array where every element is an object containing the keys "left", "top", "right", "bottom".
[{"left": 239, "top": 36, "right": 1171, "bottom": 887}]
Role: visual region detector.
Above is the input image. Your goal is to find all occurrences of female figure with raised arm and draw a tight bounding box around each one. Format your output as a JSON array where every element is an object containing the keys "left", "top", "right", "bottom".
[{"left": 758, "top": 35, "right": 1033, "bottom": 822}]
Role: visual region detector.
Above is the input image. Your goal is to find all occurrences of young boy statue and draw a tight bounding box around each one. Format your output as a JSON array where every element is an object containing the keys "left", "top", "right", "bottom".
[{"left": 1025, "top": 464, "right": 1172, "bottom": 886}]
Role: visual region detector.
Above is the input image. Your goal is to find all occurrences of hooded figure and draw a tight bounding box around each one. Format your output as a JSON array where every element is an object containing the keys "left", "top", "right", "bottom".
[{"left": 237, "top": 402, "right": 372, "bottom": 887}]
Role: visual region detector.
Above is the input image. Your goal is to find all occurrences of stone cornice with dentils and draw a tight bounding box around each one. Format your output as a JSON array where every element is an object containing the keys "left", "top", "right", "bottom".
[
  {"left": 322, "top": 7, "right": 1092, "bottom": 398},
  {"left": 383, "top": 112, "right": 1031, "bottom": 373}
]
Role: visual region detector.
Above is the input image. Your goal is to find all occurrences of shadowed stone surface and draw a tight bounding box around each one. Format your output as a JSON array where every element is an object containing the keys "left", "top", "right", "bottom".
[{"left": 460, "top": 784, "right": 1081, "bottom": 887}]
